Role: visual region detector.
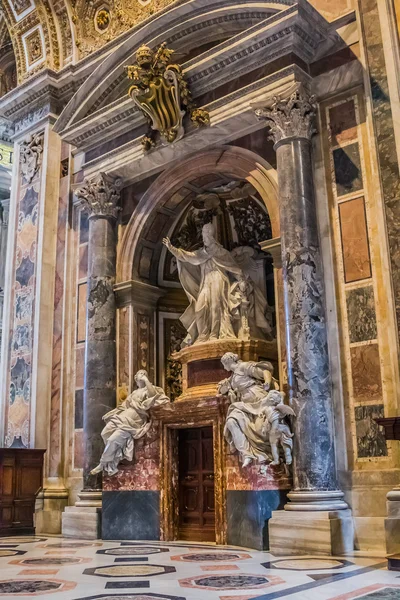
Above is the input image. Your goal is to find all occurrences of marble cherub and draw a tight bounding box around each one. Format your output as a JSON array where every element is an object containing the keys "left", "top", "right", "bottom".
[
  {"left": 219, "top": 352, "right": 295, "bottom": 467},
  {"left": 91, "top": 370, "right": 170, "bottom": 476}
]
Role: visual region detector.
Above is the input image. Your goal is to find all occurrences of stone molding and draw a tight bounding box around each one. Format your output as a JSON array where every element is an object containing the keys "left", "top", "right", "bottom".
[
  {"left": 114, "top": 279, "right": 166, "bottom": 309},
  {"left": 75, "top": 172, "right": 123, "bottom": 219},
  {"left": 19, "top": 131, "right": 44, "bottom": 183},
  {"left": 254, "top": 83, "right": 317, "bottom": 145}
]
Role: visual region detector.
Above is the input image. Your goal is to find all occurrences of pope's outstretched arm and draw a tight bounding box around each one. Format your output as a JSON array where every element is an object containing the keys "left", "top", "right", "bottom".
[{"left": 163, "top": 237, "right": 206, "bottom": 265}]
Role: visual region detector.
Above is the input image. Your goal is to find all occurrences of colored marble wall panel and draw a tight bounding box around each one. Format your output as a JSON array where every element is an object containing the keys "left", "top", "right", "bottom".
[
  {"left": 329, "top": 100, "right": 358, "bottom": 145},
  {"left": 76, "top": 282, "right": 87, "bottom": 343},
  {"left": 75, "top": 346, "right": 85, "bottom": 388},
  {"left": 79, "top": 211, "right": 89, "bottom": 243},
  {"left": 351, "top": 343, "right": 382, "bottom": 403},
  {"left": 74, "top": 429, "right": 84, "bottom": 469},
  {"left": 74, "top": 389, "right": 83, "bottom": 429},
  {"left": 360, "top": 0, "right": 400, "bottom": 344},
  {"left": 78, "top": 245, "right": 88, "bottom": 279},
  {"left": 346, "top": 286, "right": 377, "bottom": 343},
  {"left": 339, "top": 197, "right": 371, "bottom": 283},
  {"left": 226, "top": 453, "right": 291, "bottom": 491},
  {"left": 333, "top": 143, "right": 363, "bottom": 197},
  {"left": 103, "top": 424, "right": 161, "bottom": 491},
  {"left": 355, "top": 404, "right": 387, "bottom": 458},
  {"left": 226, "top": 490, "right": 287, "bottom": 551},
  {"left": 102, "top": 491, "right": 160, "bottom": 540}
]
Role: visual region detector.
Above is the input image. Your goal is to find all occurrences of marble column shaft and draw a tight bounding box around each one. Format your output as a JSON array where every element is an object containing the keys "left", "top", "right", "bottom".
[
  {"left": 277, "top": 138, "right": 337, "bottom": 492},
  {"left": 84, "top": 214, "right": 117, "bottom": 490},
  {"left": 77, "top": 173, "right": 122, "bottom": 492},
  {"left": 256, "top": 87, "right": 346, "bottom": 509}
]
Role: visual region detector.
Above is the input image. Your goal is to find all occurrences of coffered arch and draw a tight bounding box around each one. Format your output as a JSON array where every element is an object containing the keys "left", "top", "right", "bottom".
[{"left": 118, "top": 145, "right": 279, "bottom": 285}]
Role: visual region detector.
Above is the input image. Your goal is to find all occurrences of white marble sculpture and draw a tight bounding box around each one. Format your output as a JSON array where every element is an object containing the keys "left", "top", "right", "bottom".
[
  {"left": 219, "top": 352, "right": 295, "bottom": 467},
  {"left": 91, "top": 370, "right": 170, "bottom": 476},
  {"left": 162, "top": 223, "right": 272, "bottom": 346}
]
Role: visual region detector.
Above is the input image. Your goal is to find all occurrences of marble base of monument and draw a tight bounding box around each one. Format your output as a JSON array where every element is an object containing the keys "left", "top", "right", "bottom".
[
  {"left": 269, "top": 509, "right": 354, "bottom": 556},
  {"left": 102, "top": 491, "right": 160, "bottom": 540},
  {"left": 385, "top": 490, "right": 400, "bottom": 555},
  {"left": 173, "top": 338, "right": 277, "bottom": 401},
  {"left": 35, "top": 488, "right": 69, "bottom": 534},
  {"left": 61, "top": 492, "right": 102, "bottom": 539},
  {"left": 227, "top": 490, "right": 288, "bottom": 551}
]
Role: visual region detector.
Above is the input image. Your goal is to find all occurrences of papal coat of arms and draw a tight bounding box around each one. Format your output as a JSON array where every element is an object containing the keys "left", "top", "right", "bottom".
[{"left": 126, "top": 43, "right": 210, "bottom": 152}]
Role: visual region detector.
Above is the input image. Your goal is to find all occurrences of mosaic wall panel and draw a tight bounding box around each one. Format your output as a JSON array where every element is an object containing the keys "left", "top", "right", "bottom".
[
  {"left": 322, "top": 94, "right": 386, "bottom": 461},
  {"left": 4, "top": 143, "right": 43, "bottom": 447},
  {"left": 338, "top": 197, "right": 371, "bottom": 283}
]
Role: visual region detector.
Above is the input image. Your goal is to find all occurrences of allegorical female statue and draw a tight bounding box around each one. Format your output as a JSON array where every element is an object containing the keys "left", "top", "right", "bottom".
[
  {"left": 91, "top": 370, "right": 170, "bottom": 476},
  {"left": 218, "top": 352, "right": 294, "bottom": 467},
  {"left": 163, "top": 223, "right": 272, "bottom": 345}
]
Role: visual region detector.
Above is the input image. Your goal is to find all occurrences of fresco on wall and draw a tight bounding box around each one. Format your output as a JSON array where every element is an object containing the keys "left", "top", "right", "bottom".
[{"left": 5, "top": 178, "right": 40, "bottom": 447}]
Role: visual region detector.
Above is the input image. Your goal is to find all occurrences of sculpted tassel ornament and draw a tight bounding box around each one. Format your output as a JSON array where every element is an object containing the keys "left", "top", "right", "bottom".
[{"left": 126, "top": 43, "right": 210, "bottom": 152}]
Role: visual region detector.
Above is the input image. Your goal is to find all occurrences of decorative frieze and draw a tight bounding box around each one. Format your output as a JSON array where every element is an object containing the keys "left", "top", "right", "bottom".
[
  {"left": 75, "top": 173, "right": 123, "bottom": 219},
  {"left": 255, "top": 84, "right": 317, "bottom": 145}
]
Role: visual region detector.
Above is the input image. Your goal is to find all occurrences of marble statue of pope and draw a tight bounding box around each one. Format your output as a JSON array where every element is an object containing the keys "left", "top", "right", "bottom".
[
  {"left": 91, "top": 370, "right": 170, "bottom": 476},
  {"left": 163, "top": 222, "right": 267, "bottom": 345}
]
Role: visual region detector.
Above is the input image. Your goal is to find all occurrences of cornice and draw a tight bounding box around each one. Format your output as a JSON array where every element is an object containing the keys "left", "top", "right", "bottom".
[{"left": 57, "top": 3, "right": 338, "bottom": 150}]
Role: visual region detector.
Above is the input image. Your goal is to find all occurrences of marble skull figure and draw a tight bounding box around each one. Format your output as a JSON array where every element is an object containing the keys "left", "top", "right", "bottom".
[
  {"left": 219, "top": 352, "right": 295, "bottom": 467},
  {"left": 162, "top": 223, "right": 272, "bottom": 346},
  {"left": 91, "top": 370, "right": 170, "bottom": 476}
]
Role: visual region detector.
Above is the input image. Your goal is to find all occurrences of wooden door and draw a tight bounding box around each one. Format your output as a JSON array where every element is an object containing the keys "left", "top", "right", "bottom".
[{"left": 178, "top": 427, "right": 215, "bottom": 542}]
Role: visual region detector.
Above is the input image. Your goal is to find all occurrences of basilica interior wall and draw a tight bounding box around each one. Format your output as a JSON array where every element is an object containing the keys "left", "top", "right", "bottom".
[{"left": 1, "top": 0, "right": 400, "bottom": 552}]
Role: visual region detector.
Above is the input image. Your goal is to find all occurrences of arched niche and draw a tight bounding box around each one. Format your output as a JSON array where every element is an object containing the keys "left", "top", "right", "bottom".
[{"left": 118, "top": 146, "right": 279, "bottom": 285}]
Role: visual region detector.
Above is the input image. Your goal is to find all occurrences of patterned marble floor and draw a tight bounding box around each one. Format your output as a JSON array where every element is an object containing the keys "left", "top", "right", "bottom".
[{"left": 0, "top": 536, "right": 398, "bottom": 600}]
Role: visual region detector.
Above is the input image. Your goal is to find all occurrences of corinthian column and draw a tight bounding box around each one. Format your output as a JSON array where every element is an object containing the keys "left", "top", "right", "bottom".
[
  {"left": 62, "top": 173, "right": 122, "bottom": 539},
  {"left": 255, "top": 84, "right": 352, "bottom": 555}
]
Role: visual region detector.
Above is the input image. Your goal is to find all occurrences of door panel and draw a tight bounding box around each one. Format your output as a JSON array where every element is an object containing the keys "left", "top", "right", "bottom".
[{"left": 178, "top": 427, "right": 215, "bottom": 542}]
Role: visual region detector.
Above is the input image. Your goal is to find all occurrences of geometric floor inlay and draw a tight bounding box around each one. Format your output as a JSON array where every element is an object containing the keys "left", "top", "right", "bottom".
[
  {"left": 179, "top": 574, "right": 285, "bottom": 590},
  {"left": 329, "top": 584, "right": 400, "bottom": 599},
  {"left": 0, "top": 550, "right": 26, "bottom": 557},
  {"left": 74, "top": 595, "right": 185, "bottom": 600},
  {"left": 262, "top": 557, "right": 354, "bottom": 570},
  {"left": 10, "top": 557, "right": 92, "bottom": 566},
  {"left": 83, "top": 565, "right": 176, "bottom": 578},
  {"left": 97, "top": 547, "right": 169, "bottom": 556},
  {"left": 172, "top": 552, "right": 251, "bottom": 562},
  {"left": 0, "top": 579, "right": 76, "bottom": 595},
  {"left": 37, "top": 542, "right": 103, "bottom": 549},
  {"left": 0, "top": 538, "right": 47, "bottom": 544}
]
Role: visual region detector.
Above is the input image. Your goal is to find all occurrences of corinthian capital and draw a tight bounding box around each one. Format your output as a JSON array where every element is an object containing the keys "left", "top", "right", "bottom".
[
  {"left": 255, "top": 84, "right": 317, "bottom": 145},
  {"left": 76, "top": 172, "right": 123, "bottom": 219}
]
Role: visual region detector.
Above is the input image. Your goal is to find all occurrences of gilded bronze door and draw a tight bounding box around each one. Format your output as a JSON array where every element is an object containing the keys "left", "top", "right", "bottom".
[{"left": 178, "top": 427, "right": 215, "bottom": 542}]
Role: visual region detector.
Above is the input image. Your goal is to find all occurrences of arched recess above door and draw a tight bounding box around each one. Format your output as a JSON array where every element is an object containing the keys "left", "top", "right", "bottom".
[{"left": 117, "top": 145, "right": 279, "bottom": 284}]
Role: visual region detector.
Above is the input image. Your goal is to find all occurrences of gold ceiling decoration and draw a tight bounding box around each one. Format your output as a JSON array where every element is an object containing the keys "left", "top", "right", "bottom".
[
  {"left": 72, "top": 0, "right": 177, "bottom": 58},
  {"left": 126, "top": 42, "right": 210, "bottom": 152}
]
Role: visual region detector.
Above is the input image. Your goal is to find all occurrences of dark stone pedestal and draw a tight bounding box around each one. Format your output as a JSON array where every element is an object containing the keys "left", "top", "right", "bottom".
[
  {"left": 227, "top": 490, "right": 288, "bottom": 550},
  {"left": 102, "top": 491, "right": 160, "bottom": 540}
]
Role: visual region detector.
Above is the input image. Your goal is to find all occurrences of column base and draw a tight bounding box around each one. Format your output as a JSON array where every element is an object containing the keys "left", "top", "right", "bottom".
[
  {"left": 285, "top": 490, "right": 349, "bottom": 511},
  {"left": 35, "top": 488, "right": 69, "bottom": 535},
  {"left": 269, "top": 508, "right": 354, "bottom": 556},
  {"left": 385, "top": 489, "right": 400, "bottom": 555},
  {"left": 61, "top": 491, "right": 102, "bottom": 540}
]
